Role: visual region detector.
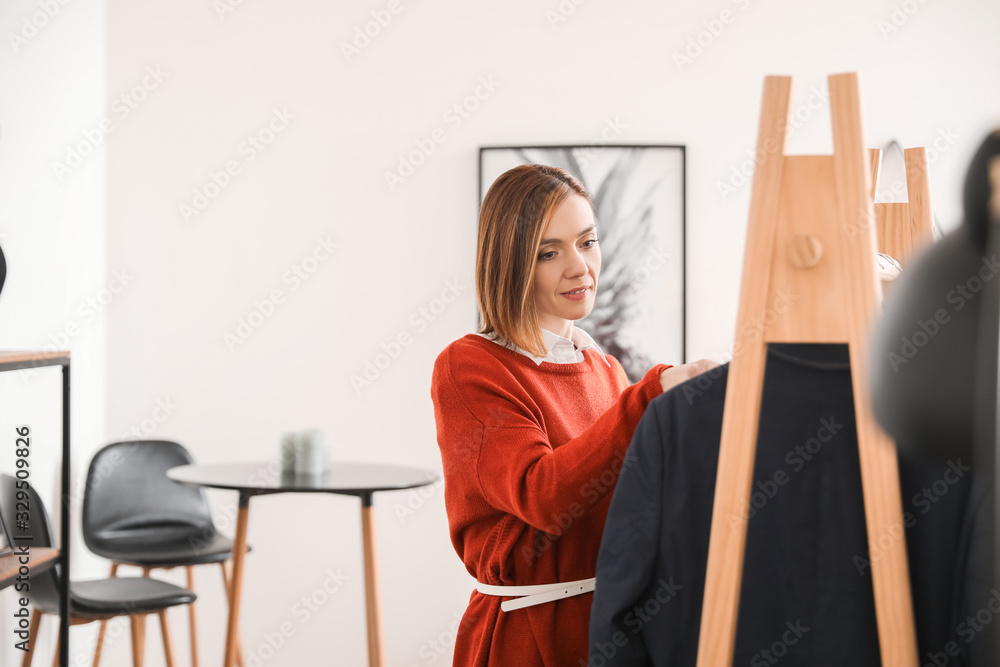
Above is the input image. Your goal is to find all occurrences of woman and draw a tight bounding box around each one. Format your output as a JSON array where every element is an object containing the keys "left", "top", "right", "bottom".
[{"left": 431, "top": 164, "right": 716, "bottom": 665}]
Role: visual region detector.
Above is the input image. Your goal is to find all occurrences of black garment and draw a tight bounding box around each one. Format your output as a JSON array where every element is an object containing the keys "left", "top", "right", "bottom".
[{"left": 588, "top": 344, "right": 972, "bottom": 666}]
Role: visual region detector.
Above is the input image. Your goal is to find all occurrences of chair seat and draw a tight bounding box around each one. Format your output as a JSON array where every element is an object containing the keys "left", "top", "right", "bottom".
[
  {"left": 90, "top": 530, "right": 249, "bottom": 566},
  {"left": 34, "top": 577, "right": 196, "bottom": 618}
]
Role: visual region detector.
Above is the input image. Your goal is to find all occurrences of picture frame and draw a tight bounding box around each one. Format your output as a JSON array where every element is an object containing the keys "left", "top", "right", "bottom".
[
  {"left": 0, "top": 502, "right": 13, "bottom": 558},
  {"left": 478, "top": 144, "right": 687, "bottom": 382}
]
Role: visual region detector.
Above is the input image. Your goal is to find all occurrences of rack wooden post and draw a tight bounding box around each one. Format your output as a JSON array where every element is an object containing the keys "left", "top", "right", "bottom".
[
  {"left": 868, "top": 147, "right": 935, "bottom": 264},
  {"left": 695, "top": 73, "right": 918, "bottom": 667}
]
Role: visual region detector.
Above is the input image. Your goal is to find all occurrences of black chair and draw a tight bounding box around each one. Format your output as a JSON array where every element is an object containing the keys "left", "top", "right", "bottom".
[
  {"left": 0, "top": 474, "right": 194, "bottom": 667},
  {"left": 82, "top": 440, "right": 246, "bottom": 667},
  {"left": 0, "top": 240, "right": 7, "bottom": 296}
]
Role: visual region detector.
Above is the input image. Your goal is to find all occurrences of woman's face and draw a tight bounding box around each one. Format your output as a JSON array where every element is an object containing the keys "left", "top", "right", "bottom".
[{"left": 531, "top": 194, "right": 601, "bottom": 338}]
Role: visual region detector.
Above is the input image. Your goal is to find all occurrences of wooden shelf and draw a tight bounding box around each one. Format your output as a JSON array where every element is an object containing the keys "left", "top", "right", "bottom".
[
  {"left": 0, "top": 351, "right": 71, "bottom": 664},
  {"left": 0, "top": 547, "right": 59, "bottom": 589},
  {"left": 0, "top": 350, "right": 70, "bottom": 369}
]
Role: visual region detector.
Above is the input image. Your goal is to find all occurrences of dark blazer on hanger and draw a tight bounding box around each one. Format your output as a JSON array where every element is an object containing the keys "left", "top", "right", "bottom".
[{"left": 589, "top": 343, "right": 973, "bottom": 666}]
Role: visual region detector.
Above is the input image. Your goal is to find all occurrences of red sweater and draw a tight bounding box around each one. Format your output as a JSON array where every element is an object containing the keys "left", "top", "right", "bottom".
[{"left": 431, "top": 333, "right": 671, "bottom": 666}]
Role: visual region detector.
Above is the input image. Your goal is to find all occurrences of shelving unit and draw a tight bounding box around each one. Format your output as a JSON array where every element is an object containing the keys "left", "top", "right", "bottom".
[
  {"left": 0, "top": 351, "right": 70, "bottom": 667},
  {"left": 0, "top": 547, "right": 60, "bottom": 585}
]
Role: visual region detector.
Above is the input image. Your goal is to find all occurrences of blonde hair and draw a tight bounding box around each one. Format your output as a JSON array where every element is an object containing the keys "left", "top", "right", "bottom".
[{"left": 475, "top": 164, "right": 591, "bottom": 357}]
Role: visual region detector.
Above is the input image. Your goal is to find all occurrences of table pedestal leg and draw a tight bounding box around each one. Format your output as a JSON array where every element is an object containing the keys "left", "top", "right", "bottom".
[
  {"left": 361, "top": 495, "right": 384, "bottom": 667},
  {"left": 224, "top": 495, "right": 250, "bottom": 667}
]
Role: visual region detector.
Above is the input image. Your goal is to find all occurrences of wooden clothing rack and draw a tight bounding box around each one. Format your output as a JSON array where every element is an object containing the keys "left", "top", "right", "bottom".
[
  {"left": 868, "top": 146, "right": 935, "bottom": 264},
  {"left": 696, "top": 73, "right": 922, "bottom": 667}
]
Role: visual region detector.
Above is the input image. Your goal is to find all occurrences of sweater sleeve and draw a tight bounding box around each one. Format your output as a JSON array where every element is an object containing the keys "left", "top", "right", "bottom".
[
  {"left": 435, "top": 348, "right": 670, "bottom": 535},
  {"left": 588, "top": 398, "right": 664, "bottom": 666}
]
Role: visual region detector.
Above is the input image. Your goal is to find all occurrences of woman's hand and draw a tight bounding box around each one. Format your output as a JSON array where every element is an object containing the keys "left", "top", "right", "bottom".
[{"left": 659, "top": 359, "right": 721, "bottom": 393}]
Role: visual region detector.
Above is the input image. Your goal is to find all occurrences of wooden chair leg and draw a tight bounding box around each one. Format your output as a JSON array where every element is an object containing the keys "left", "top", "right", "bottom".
[
  {"left": 221, "top": 561, "right": 246, "bottom": 667},
  {"left": 130, "top": 615, "right": 146, "bottom": 667},
  {"left": 159, "top": 610, "right": 176, "bottom": 667},
  {"left": 186, "top": 566, "right": 199, "bottom": 667},
  {"left": 93, "top": 562, "right": 119, "bottom": 667},
  {"left": 22, "top": 609, "right": 41, "bottom": 667}
]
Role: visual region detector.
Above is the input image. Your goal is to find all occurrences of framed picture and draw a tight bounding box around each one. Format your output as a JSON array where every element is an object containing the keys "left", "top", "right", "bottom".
[
  {"left": 478, "top": 145, "right": 686, "bottom": 382},
  {"left": 0, "top": 505, "right": 13, "bottom": 558}
]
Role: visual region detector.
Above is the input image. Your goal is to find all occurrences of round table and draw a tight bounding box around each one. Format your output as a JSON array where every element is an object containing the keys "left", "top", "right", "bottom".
[{"left": 167, "top": 461, "right": 439, "bottom": 667}]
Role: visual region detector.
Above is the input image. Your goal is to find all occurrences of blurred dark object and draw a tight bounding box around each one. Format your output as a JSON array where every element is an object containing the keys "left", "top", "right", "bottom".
[
  {"left": 870, "top": 129, "right": 1000, "bottom": 665},
  {"left": 869, "top": 224, "right": 982, "bottom": 462},
  {"left": 870, "top": 130, "right": 1000, "bottom": 463},
  {"left": 0, "top": 241, "right": 6, "bottom": 296}
]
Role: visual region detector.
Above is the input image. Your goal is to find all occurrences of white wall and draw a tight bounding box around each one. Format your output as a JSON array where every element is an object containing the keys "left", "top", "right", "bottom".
[
  {"left": 0, "top": 0, "right": 107, "bottom": 665},
  {"left": 2, "top": 0, "right": 999, "bottom": 665},
  {"left": 0, "top": 0, "right": 107, "bottom": 664}
]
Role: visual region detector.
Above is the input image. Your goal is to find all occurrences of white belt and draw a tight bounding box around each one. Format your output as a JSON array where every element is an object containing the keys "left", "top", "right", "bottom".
[{"left": 476, "top": 577, "right": 596, "bottom": 612}]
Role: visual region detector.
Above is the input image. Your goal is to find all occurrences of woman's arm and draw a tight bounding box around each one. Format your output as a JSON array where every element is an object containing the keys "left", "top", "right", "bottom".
[{"left": 432, "top": 347, "right": 669, "bottom": 534}]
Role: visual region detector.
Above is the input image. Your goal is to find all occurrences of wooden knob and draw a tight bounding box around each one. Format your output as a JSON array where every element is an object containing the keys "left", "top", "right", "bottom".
[{"left": 788, "top": 234, "right": 823, "bottom": 269}]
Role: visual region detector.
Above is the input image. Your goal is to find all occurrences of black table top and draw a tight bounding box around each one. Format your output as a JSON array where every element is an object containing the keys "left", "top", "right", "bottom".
[{"left": 167, "top": 461, "right": 439, "bottom": 497}]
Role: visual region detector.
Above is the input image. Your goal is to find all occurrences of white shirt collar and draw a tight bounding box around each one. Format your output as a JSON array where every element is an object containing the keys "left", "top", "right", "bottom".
[{"left": 476, "top": 326, "right": 611, "bottom": 368}]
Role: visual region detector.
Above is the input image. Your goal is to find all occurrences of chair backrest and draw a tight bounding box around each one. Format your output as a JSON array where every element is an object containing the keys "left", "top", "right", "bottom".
[
  {"left": 0, "top": 474, "right": 63, "bottom": 609},
  {"left": 0, "top": 242, "right": 6, "bottom": 296},
  {"left": 82, "top": 440, "right": 215, "bottom": 552}
]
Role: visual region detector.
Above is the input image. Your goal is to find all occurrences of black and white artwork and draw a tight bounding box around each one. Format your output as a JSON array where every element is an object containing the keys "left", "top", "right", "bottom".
[
  {"left": 0, "top": 507, "right": 12, "bottom": 558},
  {"left": 479, "top": 145, "right": 686, "bottom": 381}
]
